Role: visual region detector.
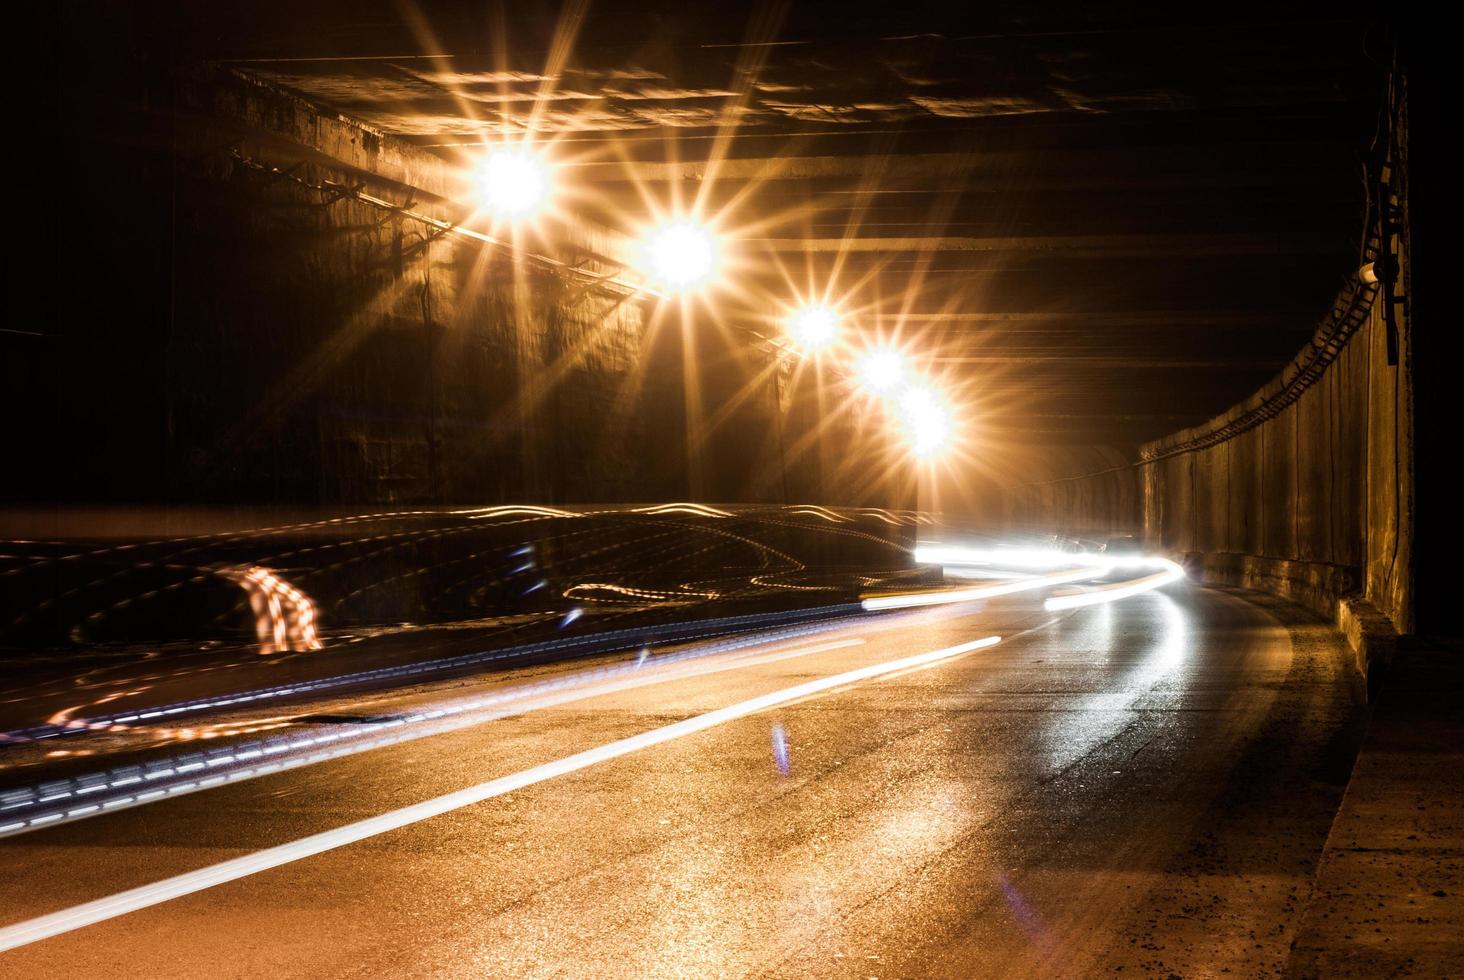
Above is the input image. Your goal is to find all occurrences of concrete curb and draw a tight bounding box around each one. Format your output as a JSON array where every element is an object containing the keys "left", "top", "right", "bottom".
[
  {"left": 1176, "top": 552, "right": 1360, "bottom": 623},
  {"left": 1176, "top": 552, "right": 1399, "bottom": 700},
  {"left": 1285, "top": 641, "right": 1464, "bottom": 978},
  {"left": 1336, "top": 596, "right": 1399, "bottom": 700}
]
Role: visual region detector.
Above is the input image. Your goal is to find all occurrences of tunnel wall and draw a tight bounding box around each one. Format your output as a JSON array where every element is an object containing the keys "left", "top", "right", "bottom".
[
  {"left": 8, "top": 56, "right": 890, "bottom": 512},
  {"left": 1002, "top": 265, "right": 1411, "bottom": 635},
  {"left": 1138, "top": 82, "right": 1414, "bottom": 641},
  {"left": 1138, "top": 284, "right": 1410, "bottom": 634},
  {"left": 999, "top": 89, "right": 1414, "bottom": 656},
  {"left": 1000, "top": 447, "right": 1143, "bottom": 541}
]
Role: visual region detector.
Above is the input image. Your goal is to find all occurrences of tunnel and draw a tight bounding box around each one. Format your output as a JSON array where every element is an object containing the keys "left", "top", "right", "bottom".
[{"left": 0, "top": 3, "right": 1454, "bottom": 976}]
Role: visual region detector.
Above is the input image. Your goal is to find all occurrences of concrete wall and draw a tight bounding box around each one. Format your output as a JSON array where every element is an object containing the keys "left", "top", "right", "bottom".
[
  {"left": 1141, "top": 73, "right": 1414, "bottom": 637},
  {"left": 1137, "top": 285, "right": 1411, "bottom": 631},
  {"left": 997, "top": 93, "right": 1415, "bottom": 651},
  {"left": 1002, "top": 268, "right": 1411, "bottom": 636},
  {"left": 7, "top": 56, "right": 886, "bottom": 511},
  {"left": 1001, "top": 447, "right": 1142, "bottom": 540}
]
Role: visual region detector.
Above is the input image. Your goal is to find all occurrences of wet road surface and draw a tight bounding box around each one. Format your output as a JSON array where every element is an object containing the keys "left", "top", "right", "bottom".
[{"left": 0, "top": 583, "right": 1363, "bottom": 977}]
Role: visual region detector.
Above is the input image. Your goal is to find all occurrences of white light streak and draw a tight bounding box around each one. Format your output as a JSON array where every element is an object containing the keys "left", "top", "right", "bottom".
[
  {"left": 454, "top": 505, "right": 578, "bottom": 519},
  {"left": 861, "top": 566, "right": 1101, "bottom": 611},
  {"left": 630, "top": 502, "right": 734, "bottom": 518},
  {"left": 0, "top": 628, "right": 868, "bottom": 837},
  {"left": 904, "top": 543, "right": 1185, "bottom": 611},
  {"left": 1043, "top": 561, "right": 1186, "bottom": 610},
  {"left": 914, "top": 544, "right": 1111, "bottom": 569},
  {"left": 0, "top": 634, "right": 998, "bottom": 951}
]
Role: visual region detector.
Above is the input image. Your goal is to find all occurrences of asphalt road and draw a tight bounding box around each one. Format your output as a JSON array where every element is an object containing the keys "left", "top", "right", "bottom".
[{"left": 0, "top": 583, "right": 1363, "bottom": 977}]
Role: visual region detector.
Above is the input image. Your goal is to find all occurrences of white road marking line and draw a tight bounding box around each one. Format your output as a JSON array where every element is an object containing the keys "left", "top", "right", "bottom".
[
  {"left": 0, "top": 636, "right": 868, "bottom": 837},
  {"left": 0, "top": 635, "right": 999, "bottom": 952}
]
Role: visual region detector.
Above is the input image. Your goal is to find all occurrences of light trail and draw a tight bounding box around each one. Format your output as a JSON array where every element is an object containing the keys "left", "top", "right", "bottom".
[
  {"left": 913, "top": 544, "right": 1112, "bottom": 569},
  {"left": 454, "top": 505, "right": 579, "bottom": 519},
  {"left": 0, "top": 605, "right": 863, "bottom": 745},
  {"left": 0, "top": 634, "right": 1000, "bottom": 952},
  {"left": 216, "top": 566, "right": 322, "bottom": 655},
  {"left": 861, "top": 566, "right": 1101, "bottom": 611},
  {"left": 629, "top": 503, "right": 735, "bottom": 518},
  {"left": 900, "top": 543, "right": 1187, "bottom": 612},
  {"left": 1043, "top": 561, "right": 1186, "bottom": 610},
  {"left": 0, "top": 628, "right": 871, "bottom": 837}
]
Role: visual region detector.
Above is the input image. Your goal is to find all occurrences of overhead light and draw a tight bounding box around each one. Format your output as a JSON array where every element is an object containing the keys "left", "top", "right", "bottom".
[
  {"left": 788, "top": 305, "right": 839, "bottom": 351},
  {"left": 475, "top": 146, "right": 550, "bottom": 221},
  {"left": 856, "top": 348, "right": 905, "bottom": 394},
  {"left": 898, "top": 385, "right": 952, "bottom": 459},
  {"left": 640, "top": 219, "right": 720, "bottom": 292}
]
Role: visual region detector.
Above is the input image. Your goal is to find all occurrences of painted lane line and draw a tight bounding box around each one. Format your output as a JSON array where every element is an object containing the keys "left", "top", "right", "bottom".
[
  {"left": 0, "top": 636, "right": 867, "bottom": 839},
  {"left": 0, "top": 634, "right": 999, "bottom": 952}
]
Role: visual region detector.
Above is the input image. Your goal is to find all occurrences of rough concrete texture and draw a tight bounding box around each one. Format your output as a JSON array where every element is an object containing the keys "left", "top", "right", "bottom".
[
  {"left": 1337, "top": 596, "right": 1401, "bottom": 697},
  {"left": 1287, "top": 640, "right": 1464, "bottom": 977},
  {"left": 1007, "top": 252, "right": 1412, "bottom": 641},
  {"left": 1000, "top": 445, "right": 1141, "bottom": 538},
  {"left": 1140, "top": 283, "right": 1412, "bottom": 635},
  {"left": 1179, "top": 553, "right": 1361, "bottom": 624}
]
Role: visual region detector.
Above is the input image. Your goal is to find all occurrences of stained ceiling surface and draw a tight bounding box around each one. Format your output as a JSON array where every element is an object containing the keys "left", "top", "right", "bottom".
[{"left": 199, "top": 2, "right": 1381, "bottom": 449}]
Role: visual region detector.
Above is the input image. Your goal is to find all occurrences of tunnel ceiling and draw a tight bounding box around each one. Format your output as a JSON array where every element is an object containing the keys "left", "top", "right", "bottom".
[{"left": 199, "top": 2, "right": 1380, "bottom": 451}]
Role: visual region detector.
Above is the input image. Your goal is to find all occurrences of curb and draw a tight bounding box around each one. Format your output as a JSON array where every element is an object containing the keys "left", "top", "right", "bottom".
[{"left": 1335, "top": 596, "right": 1399, "bottom": 701}]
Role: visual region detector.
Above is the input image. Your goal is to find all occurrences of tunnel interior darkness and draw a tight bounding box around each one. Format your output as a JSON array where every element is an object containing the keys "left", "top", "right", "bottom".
[{"left": 7, "top": 3, "right": 1436, "bottom": 633}]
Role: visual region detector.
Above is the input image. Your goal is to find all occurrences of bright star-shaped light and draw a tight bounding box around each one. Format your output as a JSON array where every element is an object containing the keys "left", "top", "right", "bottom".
[
  {"left": 788, "top": 305, "right": 839, "bottom": 351},
  {"left": 476, "top": 146, "right": 550, "bottom": 221},
  {"left": 898, "top": 385, "right": 953, "bottom": 459},
  {"left": 641, "top": 219, "right": 720, "bottom": 291},
  {"left": 857, "top": 348, "right": 905, "bottom": 394}
]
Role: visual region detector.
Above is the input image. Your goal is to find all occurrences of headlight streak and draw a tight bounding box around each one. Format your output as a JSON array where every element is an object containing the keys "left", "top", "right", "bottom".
[
  {"left": 782, "top": 505, "right": 851, "bottom": 523},
  {"left": 852, "top": 507, "right": 909, "bottom": 526},
  {"left": 1042, "top": 561, "right": 1186, "bottom": 610},
  {"left": 0, "top": 634, "right": 999, "bottom": 952},
  {"left": 629, "top": 503, "right": 736, "bottom": 519},
  {"left": 895, "top": 544, "right": 1185, "bottom": 612},
  {"left": 860, "top": 565, "right": 1102, "bottom": 611},
  {"left": 0, "top": 620, "right": 873, "bottom": 836},
  {"left": 914, "top": 544, "right": 1112, "bottom": 569},
  {"left": 749, "top": 575, "right": 833, "bottom": 592},
  {"left": 0, "top": 604, "right": 862, "bottom": 747},
  {"left": 561, "top": 582, "right": 720, "bottom": 602},
  {"left": 454, "top": 505, "right": 579, "bottom": 520}
]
